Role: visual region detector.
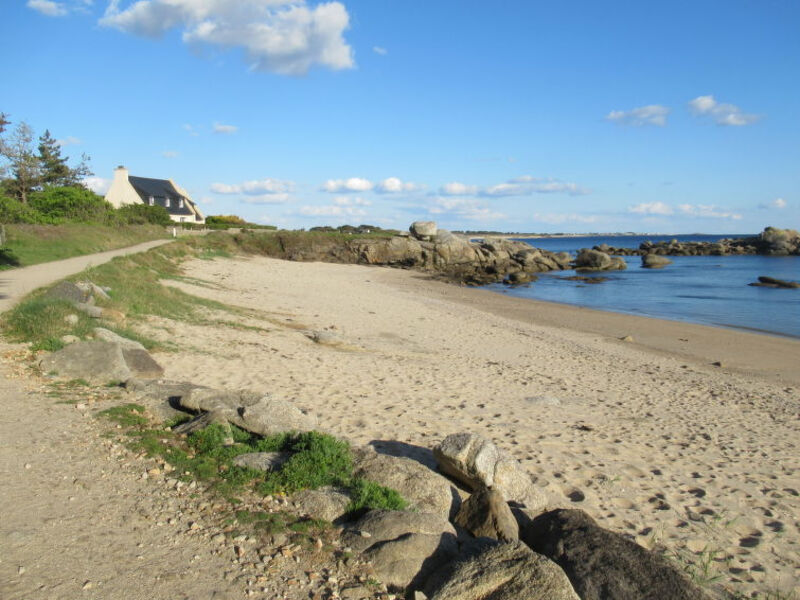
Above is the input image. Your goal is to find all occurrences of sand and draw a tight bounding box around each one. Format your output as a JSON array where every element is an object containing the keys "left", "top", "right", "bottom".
[{"left": 151, "top": 255, "right": 800, "bottom": 598}]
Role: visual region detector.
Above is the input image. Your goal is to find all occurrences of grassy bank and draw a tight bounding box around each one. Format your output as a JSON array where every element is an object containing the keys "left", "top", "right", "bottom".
[
  {"left": 1, "top": 229, "right": 381, "bottom": 351},
  {"left": 1, "top": 223, "right": 169, "bottom": 269}
]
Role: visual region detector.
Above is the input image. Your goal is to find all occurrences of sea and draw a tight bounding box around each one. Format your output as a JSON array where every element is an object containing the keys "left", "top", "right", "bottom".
[{"left": 486, "top": 234, "right": 800, "bottom": 339}]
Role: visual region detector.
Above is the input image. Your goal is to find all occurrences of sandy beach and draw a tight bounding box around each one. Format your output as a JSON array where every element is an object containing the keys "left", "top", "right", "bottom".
[{"left": 151, "top": 254, "right": 800, "bottom": 598}]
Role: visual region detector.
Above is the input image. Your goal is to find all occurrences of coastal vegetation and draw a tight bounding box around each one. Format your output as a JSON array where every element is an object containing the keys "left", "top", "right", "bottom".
[{"left": 98, "top": 404, "right": 407, "bottom": 514}]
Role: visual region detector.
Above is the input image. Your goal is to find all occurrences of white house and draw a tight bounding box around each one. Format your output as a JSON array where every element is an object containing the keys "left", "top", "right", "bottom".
[{"left": 105, "top": 166, "right": 205, "bottom": 224}]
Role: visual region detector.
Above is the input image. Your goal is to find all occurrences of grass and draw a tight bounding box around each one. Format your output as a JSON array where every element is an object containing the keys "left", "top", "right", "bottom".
[
  {"left": 97, "top": 403, "right": 148, "bottom": 427},
  {"left": 96, "top": 407, "right": 407, "bottom": 515},
  {"left": 1, "top": 223, "right": 168, "bottom": 269}
]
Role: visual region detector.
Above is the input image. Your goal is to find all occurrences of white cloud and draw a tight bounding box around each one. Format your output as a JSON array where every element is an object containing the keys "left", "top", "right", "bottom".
[
  {"left": 213, "top": 122, "right": 237, "bottom": 134},
  {"left": 321, "top": 177, "right": 373, "bottom": 193},
  {"left": 759, "top": 197, "right": 787, "bottom": 210},
  {"left": 333, "top": 196, "right": 371, "bottom": 206},
  {"left": 428, "top": 197, "right": 505, "bottom": 221},
  {"left": 242, "top": 193, "right": 291, "bottom": 204},
  {"left": 56, "top": 136, "right": 81, "bottom": 146},
  {"left": 628, "top": 202, "right": 674, "bottom": 215},
  {"left": 532, "top": 213, "right": 601, "bottom": 225},
  {"left": 606, "top": 104, "right": 670, "bottom": 127},
  {"left": 439, "top": 182, "right": 479, "bottom": 196},
  {"left": 299, "top": 204, "right": 367, "bottom": 217},
  {"left": 375, "top": 177, "right": 419, "bottom": 194},
  {"left": 100, "top": 0, "right": 355, "bottom": 76},
  {"left": 688, "top": 95, "right": 760, "bottom": 126},
  {"left": 677, "top": 204, "right": 742, "bottom": 220},
  {"left": 83, "top": 176, "right": 110, "bottom": 195},
  {"left": 27, "top": 0, "right": 68, "bottom": 17},
  {"left": 211, "top": 178, "right": 293, "bottom": 195},
  {"left": 484, "top": 176, "right": 590, "bottom": 197},
  {"left": 162, "top": 150, "right": 179, "bottom": 158},
  {"left": 372, "top": 46, "right": 387, "bottom": 55}
]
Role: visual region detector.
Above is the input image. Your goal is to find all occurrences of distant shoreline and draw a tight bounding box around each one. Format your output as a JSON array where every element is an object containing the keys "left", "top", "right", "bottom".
[{"left": 455, "top": 232, "right": 752, "bottom": 239}]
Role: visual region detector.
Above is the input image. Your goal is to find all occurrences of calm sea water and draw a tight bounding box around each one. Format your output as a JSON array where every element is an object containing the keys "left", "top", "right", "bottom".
[{"left": 488, "top": 235, "right": 800, "bottom": 338}]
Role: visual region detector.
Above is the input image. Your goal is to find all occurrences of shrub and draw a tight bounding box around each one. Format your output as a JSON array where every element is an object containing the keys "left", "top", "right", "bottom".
[
  {"left": 28, "top": 186, "right": 114, "bottom": 224},
  {"left": 260, "top": 432, "right": 352, "bottom": 494},
  {"left": 116, "top": 203, "right": 173, "bottom": 226},
  {"left": 0, "top": 195, "right": 46, "bottom": 224}
]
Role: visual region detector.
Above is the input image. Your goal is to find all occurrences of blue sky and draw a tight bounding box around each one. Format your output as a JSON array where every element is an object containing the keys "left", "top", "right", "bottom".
[{"left": 2, "top": 0, "right": 798, "bottom": 233}]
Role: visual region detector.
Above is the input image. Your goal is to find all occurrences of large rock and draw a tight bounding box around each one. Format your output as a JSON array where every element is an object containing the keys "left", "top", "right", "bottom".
[
  {"left": 233, "top": 452, "right": 291, "bottom": 472},
  {"left": 343, "top": 510, "right": 458, "bottom": 591},
  {"left": 39, "top": 341, "right": 131, "bottom": 382},
  {"left": 179, "top": 388, "right": 317, "bottom": 437},
  {"left": 410, "top": 221, "right": 438, "bottom": 240},
  {"left": 121, "top": 348, "right": 164, "bottom": 378},
  {"left": 352, "top": 447, "right": 460, "bottom": 518},
  {"left": 454, "top": 487, "right": 518, "bottom": 542},
  {"left": 93, "top": 328, "right": 145, "bottom": 350},
  {"left": 292, "top": 486, "right": 352, "bottom": 522},
  {"left": 641, "top": 254, "right": 673, "bottom": 269},
  {"left": 521, "top": 509, "right": 711, "bottom": 600},
  {"left": 44, "top": 280, "right": 91, "bottom": 304},
  {"left": 342, "top": 509, "right": 456, "bottom": 554},
  {"left": 424, "top": 540, "right": 579, "bottom": 600},
  {"left": 750, "top": 276, "right": 799, "bottom": 289},
  {"left": 574, "top": 249, "right": 626, "bottom": 272},
  {"left": 433, "top": 433, "right": 547, "bottom": 512}
]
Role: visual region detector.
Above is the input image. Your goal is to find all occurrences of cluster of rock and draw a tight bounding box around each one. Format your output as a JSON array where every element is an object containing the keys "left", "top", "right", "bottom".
[
  {"left": 264, "top": 221, "right": 571, "bottom": 285},
  {"left": 594, "top": 227, "right": 800, "bottom": 257},
  {"left": 38, "top": 320, "right": 709, "bottom": 599},
  {"left": 44, "top": 280, "right": 122, "bottom": 320}
]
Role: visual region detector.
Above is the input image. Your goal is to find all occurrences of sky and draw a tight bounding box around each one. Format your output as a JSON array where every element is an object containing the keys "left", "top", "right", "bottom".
[{"left": 1, "top": 0, "right": 799, "bottom": 233}]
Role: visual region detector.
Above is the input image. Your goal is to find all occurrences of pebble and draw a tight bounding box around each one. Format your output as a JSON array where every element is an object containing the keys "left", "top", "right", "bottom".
[
  {"left": 82, "top": 581, "right": 93, "bottom": 590},
  {"left": 18, "top": 566, "right": 25, "bottom": 575},
  {"left": 24, "top": 463, "right": 31, "bottom": 470}
]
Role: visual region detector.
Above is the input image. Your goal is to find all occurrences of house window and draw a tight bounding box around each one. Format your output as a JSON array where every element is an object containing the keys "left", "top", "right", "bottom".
[
  {"left": 148, "top": 196, "right": 154, "bottom": 206},
  {"left": 165, "top": 197, "right": 171, "bottom": 208},
  {"left": 179, "top": 199, "right": 184, "bottom": 208}
]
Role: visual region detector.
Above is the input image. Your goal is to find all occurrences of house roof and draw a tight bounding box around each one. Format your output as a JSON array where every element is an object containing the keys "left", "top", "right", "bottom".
[{"left": 128, "top": 175, "right": 195, "bottom": 216}]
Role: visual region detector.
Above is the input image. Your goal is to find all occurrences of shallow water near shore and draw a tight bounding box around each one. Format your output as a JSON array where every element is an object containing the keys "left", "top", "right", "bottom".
[{"left": 493, "top": 235, "right": 800, "bottom": 338}]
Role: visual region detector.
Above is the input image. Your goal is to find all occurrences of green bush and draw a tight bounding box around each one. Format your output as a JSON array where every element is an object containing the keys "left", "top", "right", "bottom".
[
  {"left": 28, "top": 186, "right": 113, "bottom": 224},
  {"left": 0, "top": 195, "right": 47, "bottom": 224},
  {"left": 260, "top": 431, "right": 353, "bottom": 494},
  {"left": 116, "top": 203, "right": 173, "bottom": 226}
]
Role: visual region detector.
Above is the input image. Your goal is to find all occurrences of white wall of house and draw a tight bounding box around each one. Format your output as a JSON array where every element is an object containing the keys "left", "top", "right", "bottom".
[{"left": 104, "top": 166, "right": 143, "bottom": 208}]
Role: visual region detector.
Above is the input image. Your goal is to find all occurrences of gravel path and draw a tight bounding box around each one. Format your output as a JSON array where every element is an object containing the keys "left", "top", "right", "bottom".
[{"left": 0, "top": 238, "right": 174, "bottom": 314}]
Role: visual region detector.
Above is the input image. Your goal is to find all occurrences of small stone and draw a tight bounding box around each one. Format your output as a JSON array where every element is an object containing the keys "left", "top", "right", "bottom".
[
  {"left": 620, "top": 335, "right": 634, "bottom": 343},
  {"left": 82, "top": 581, "right": 93, "bottom": 590},
  {"left": 235, "top": 546, "right": 246, "bottom": 558},
  {"left": 359, "top": 531, "right": 372, "bottom": 538},
  {"left": 212, "top": 533, "right": 226, "bottom": 544},
  {"left": 18, "top": 566, "right": 25, "bottom": 575},
  {"left": 75, "top": 403, "right": 87, "bottom": 410},
  {"left": 24, "top": 463, "right": 31, "bottom": 470},
  {"left": 147, "top": 467, "right": 161, "bottom": 476},
  {"left": 712, "top": 361, "right": 724, "bottom": 367},
  {"left": 64, "top": 314, "right": 80, "bottom": 325}
]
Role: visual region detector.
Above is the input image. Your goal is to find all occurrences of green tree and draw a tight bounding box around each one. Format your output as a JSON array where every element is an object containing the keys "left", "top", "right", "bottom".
[
  {"left": 0, "top": 122, "right": 41, "bottom": 204},
  {"left": 37, "top": 129, "right": 93, "bottom": 187},
  {"left": 37, "top": 130, "right": 71, "bottom": 186}
]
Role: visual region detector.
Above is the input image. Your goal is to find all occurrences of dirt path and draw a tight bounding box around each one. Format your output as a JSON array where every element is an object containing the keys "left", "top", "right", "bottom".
[
  {"left": 0, "top": 240, "right": 252, "bottom": 599},
  {"left": 0, "top": 346, "right": 256, "bottom": 599},
  {"left": 0, "top": 238, "right": 175, "bottom": 314}
]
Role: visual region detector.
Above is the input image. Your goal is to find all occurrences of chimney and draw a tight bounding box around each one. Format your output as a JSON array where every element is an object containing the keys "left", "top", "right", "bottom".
[{"left": 113, "top": 165, "right": 129, "bottom": 183}]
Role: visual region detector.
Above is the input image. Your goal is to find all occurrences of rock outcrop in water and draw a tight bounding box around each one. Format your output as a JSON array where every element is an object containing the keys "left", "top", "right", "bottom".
[
  {"left": 267, "top": 221, "right": 570, "bottom": 285},
  {"left": 595, "top": 227, "right": 800, "bottom": 257}
]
